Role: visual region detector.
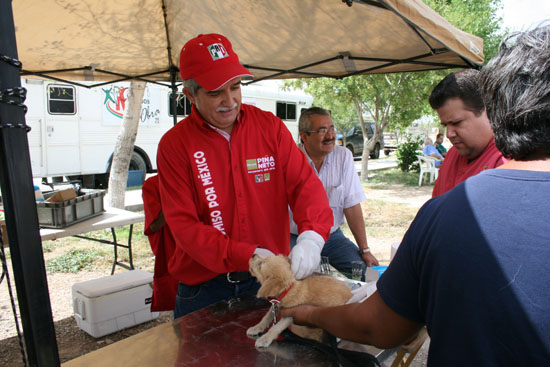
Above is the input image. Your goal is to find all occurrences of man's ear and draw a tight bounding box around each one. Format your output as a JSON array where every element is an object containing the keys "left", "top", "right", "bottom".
[
  {"left": 299, "top": 131, "right": 308, "bottom": 144},
  {"left": 183, "top": 88, "right": 195, "bottom": 105}
]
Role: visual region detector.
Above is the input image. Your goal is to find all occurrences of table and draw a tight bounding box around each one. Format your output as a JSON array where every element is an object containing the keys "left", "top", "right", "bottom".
[
  {"left": 40, "top": 207, "right": 144, "bottom": 274},
  {"left": 63, "top": 295, "right": 392, "bottom": 367}
]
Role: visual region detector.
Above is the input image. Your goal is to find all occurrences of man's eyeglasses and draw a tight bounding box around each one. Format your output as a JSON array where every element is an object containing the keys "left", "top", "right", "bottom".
[{"left": 307, "top": 126, "right": 335, "bottom": 135}]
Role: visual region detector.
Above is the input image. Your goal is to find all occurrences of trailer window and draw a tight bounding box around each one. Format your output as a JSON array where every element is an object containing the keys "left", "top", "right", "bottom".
[
  {"left": 169, "top": 92, "right": 192, "bottom": 116},
  {"left": 48, "top": 85, "right": 76, "bottom": 114},
  {"left": 276, "top": 102, "right": 297, "bottom": 121}
]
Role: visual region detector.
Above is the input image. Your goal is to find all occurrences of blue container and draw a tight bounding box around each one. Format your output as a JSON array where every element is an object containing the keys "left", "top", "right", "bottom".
[
  {"left": 126, "top": 170, "right": 144, "bottom": 187},
  {"left": 372, "top": 265, "right": 388, "bottom": 277}
]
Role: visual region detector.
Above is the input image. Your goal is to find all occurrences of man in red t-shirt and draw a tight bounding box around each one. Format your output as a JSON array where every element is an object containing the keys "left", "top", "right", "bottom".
[{"left": 429, "top": 70, "right": 507, "bottom": 197}]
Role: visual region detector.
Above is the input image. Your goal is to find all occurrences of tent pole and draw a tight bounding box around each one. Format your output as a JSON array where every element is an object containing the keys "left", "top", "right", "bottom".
[
  {"left": 0, "top": 1, "right": 60, "bottom": 366},
  {"left": 170, "top": 66, "right": 178, "bottom": 126}
]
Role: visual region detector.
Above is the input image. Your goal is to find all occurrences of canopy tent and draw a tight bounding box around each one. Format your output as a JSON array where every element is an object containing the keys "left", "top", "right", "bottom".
[
  {"left": 1, "top": 1, "right": 484, "bottom": 365},
  {"left": 13, "top": 0, "right": 483, "bottom": 87}
]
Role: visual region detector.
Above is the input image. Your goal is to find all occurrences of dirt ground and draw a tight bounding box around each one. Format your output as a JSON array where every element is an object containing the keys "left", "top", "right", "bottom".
[{"left": 0, "top": 182, "right": 433, "bottom": 367}]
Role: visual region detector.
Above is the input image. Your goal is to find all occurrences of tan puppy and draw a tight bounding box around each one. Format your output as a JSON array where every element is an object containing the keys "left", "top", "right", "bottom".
[{"left": 247, "top": 255, "right": 352, "bottom": 348}]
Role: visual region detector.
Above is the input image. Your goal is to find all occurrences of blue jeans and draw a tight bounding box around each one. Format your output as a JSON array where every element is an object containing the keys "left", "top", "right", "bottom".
[
  {"left": 290, "top": 228, "right": 365, "bottom": 281},
  {"left": 174, "top": 276, "right": 260, "bottom": 319}
]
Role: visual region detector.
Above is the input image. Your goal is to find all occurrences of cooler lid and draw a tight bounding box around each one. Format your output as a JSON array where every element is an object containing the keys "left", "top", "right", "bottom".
[{"left": 72, "top": 270, "right": 153, "bottom": 298}]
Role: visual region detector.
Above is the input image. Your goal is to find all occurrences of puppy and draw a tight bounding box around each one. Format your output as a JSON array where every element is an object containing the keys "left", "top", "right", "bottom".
[{"left": 246, "top": 254, "right": 352, "bottom": 348}]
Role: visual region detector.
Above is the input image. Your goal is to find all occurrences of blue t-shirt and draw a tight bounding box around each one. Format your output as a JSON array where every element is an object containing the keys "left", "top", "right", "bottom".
[{"left": 378, "top": 169, "right": 550, "bottom": 366}]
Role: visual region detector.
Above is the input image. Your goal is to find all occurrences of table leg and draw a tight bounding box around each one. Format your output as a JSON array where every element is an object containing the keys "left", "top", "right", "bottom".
[
  {"left": 74, "top": 224, "right": 136, "bottom": 275},
  {"left": 111, "top": 228, "right": 118, "bottom": 275},
  {"left": 110, "top": 225, "right": 135, "bottom": 275}
]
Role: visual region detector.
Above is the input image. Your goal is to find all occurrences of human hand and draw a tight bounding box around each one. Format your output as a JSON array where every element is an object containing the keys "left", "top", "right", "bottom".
[
  {"left": 289, "top": 230, "right": 324, "bottom": 279},
  {"left": 362, "top": 251, "right": 379, "bottom": 267},
  {"left": 280, "top": 304, "right": 318, "bottom": 327},
  {"left": 254, "top": 247, "right": 275, "bottom": 258}
]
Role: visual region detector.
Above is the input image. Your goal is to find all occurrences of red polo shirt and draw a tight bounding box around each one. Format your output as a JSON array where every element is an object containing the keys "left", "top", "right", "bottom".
[{"left": 432, "top": 138, "right": 507, "bottom": 197}]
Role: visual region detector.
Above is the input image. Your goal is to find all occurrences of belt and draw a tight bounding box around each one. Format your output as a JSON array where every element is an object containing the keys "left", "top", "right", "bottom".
[{"left": 217, "top": 271, "right": 252, "bottom": 283}]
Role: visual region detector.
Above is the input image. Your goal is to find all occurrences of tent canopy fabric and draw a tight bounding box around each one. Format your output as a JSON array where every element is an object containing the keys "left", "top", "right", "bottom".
[{"left": 13, "top": 0, "right": 484, "bottom": 86}]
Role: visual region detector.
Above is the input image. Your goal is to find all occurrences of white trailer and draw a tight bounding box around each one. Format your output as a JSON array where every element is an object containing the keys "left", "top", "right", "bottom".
[{"left": 23, "top": 79, "right": 313, "bottom": 188}]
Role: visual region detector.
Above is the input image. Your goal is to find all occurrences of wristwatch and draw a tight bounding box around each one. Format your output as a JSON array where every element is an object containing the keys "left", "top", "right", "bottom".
[{"left": 359, "top": 248, "right": 371, "bottom": 254}]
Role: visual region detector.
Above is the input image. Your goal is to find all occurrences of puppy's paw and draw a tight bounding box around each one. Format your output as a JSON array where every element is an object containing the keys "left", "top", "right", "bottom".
[
  {"left": 255, "top": 334, "right": 275, "bottom": 348},
  {"left": 247, "top": 325, "right": 264, "bottom": 338}
]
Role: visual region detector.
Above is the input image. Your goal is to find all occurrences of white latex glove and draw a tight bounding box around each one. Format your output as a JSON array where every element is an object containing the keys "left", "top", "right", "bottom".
[
  {"left": 289, "top": 230, "right": 324, "bottom": 279},
  {"left": 254, "top": 247, "right": 275, "bottom": 258}
]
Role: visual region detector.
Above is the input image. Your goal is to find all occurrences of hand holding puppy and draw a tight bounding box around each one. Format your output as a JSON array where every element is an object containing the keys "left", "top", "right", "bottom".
[{"left": 254, "top": 247, "right": 275, "bottom": 258}]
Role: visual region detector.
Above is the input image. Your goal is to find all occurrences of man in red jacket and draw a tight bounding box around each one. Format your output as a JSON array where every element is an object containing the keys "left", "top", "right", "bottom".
[
  {"left": 429, "top": 69, "right": 507, "bottom": 197},
  {"left": 157, "top": 33, "right": 333, "bottom": 318}
]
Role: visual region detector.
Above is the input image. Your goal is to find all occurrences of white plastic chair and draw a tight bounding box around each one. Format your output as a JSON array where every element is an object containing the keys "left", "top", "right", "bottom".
[{"left": 417, "top": 155, "right": 439, "bottom": 186}]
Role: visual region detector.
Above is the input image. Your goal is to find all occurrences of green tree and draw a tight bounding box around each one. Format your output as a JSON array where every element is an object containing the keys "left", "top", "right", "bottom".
[
  {"left": 285, "top": 72, "right": 434, "bottom": 182},
  {"left": 425, "top": 0, "right": 504, "bottom": 62}
]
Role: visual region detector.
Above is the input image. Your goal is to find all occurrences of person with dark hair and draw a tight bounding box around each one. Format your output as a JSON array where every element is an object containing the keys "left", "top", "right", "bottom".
[
  {"left": 434, "top": 133, "right": 447, "bottom": 157},
  {"left": 281, "top": 24, "right": 550, "bottom": 366},
  {"left": 428, "top": 69, "right": 507, "bottom": 197},
  {"left": 157, "top": 34, "right": 333, "bottom": 318},
  {"left": 289, "top": 107, "right": 379, "bottom": 280}
]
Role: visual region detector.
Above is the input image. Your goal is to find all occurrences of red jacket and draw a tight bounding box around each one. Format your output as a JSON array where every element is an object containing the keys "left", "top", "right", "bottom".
[
  {"left": 157, "top": 104, "right": 333, "bottom": 285},
  {"left": 432, "top": 138, "right": 507, "bottom": 197},
  {"left": 142, "top": 175, "right": 178, "bottom": 311}
]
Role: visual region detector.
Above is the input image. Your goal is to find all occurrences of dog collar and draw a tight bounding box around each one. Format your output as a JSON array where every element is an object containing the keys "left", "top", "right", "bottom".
[{"left": 269, "top": 284, "right": 293, "bottom": 303}]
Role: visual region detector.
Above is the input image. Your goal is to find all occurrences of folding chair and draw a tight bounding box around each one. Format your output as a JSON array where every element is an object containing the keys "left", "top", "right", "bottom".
[
  {"left": 417, "top": 155, "right": 439, "bottom": 186},
  {"left": 390, "top": 327, "right": 428, "bottom": 367}
]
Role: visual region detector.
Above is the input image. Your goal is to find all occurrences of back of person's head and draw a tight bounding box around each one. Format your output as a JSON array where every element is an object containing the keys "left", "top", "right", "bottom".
[
  {"left": 479, "top": 23, "right": 550, "bottom": 160},
  {"left": 429, "top": 69, "right": 485, "bottom": 115},
  {"left": 298, "top": 106, "right": 331, "bottom": 134},
  {"left": 425, "top": 138, "right": 433, "bottom": 145}
]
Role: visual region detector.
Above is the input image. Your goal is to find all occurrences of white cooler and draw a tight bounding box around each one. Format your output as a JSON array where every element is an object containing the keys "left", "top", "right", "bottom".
[{"left": 72, "top": 270, "right": 159, "bottom": 338}]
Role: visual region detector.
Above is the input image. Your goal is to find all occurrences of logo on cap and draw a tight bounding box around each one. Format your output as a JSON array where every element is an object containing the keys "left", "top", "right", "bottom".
[{"left": 208, "top": 43, "right": 229, "bottom": 61}]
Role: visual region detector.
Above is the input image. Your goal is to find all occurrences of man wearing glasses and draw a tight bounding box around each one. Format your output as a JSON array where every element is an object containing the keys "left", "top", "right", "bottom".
[{"left": 289, "top": 107, "right": 379, "bottom": 281}]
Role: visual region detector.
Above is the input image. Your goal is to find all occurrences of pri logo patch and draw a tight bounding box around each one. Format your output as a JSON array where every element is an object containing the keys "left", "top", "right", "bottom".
[
  {"left": 208, "top": 43, "right": 229, "bottom": 61},
  {"left": 247, "top": 156, "right": 276, "bottom": 183}
]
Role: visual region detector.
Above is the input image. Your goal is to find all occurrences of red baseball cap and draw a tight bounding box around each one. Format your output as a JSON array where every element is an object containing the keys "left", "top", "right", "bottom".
[{"left": 179, "top": 33, "right": 253, "bottom": 91}]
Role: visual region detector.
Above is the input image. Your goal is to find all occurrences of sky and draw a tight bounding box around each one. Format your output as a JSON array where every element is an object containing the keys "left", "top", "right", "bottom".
[{"left": 499, "top": 0, "right": 550, "bottom": 31}]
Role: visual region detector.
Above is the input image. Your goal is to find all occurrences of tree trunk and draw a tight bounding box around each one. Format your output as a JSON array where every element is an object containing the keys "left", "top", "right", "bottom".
[
  {"left": 353, "top": 97, "right": 370, "bottom": 182},
  {"left": 107, "top": 81, "right": 146, "bottom": 209}
]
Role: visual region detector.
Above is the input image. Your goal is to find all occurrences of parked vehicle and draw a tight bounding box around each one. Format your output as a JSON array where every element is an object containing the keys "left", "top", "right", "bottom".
[
  {"left": 23, "top": 79, "right": 313, "bottom": 188},
  {"left": 336, "top": 121, "right": 382, "bottom": 159}
]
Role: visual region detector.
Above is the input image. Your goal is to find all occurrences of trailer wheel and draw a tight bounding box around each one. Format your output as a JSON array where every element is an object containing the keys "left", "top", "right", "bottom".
[{"left": 129, "top": 152, "right": 147, "bottom": 182}]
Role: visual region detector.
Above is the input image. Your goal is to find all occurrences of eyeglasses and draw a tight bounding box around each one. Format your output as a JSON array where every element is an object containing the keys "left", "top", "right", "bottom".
[{"left": 307, "top": 126, "right": 335, "bottom": 135}]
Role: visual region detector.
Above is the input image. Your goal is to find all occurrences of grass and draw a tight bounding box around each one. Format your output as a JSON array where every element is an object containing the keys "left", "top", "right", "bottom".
[
  {"left": 46, "top": 248, "right": 108, "bottom": 273},
  {"left": 368, "top": 168, "right": 419, "bottom": 187},
  {"left": 39, "top": 221, "right": 155, "bottom": 274}
]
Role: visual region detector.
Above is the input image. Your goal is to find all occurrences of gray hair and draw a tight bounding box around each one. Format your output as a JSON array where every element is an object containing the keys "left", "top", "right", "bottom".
[
  {"left": 183, "top": 78, "right": 201, "bottom": 95},
  {"left": 425, "top": 138, "right": 433, "bottom": 145},
  {"left": 479, "top": 23, "right": 550, "bottom": 160},
  {"left": 298, "top": 106, "right": 331, "bottom": 133}
]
